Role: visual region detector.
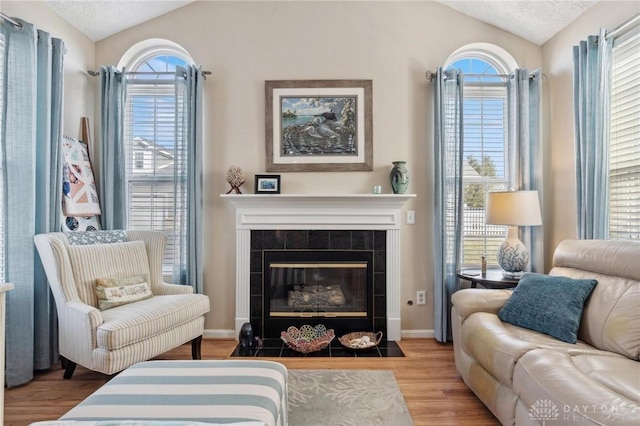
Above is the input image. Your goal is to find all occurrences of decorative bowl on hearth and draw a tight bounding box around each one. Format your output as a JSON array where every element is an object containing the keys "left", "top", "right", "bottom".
[
  {"left": 281, "top": 324, "right": 335, "bottom": 354},
  {"left": 339, "top": 331, "right": 383, "bottom": 350}
]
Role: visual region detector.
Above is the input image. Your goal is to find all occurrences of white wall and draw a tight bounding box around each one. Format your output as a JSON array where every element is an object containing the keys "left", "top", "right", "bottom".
[
  {"left": 2, "top": 1, "right": 96, "bottom": 148},
  {"left": 95, "top": 0, "right": 542, "bottom": 335},
  {"left": 542, "top": 1, "right": 640, "bottom": 267}
]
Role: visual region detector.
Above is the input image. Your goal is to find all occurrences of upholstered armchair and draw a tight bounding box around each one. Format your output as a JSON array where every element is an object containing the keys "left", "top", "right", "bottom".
[{"left": 34, "top": 230, "right": 210, "bottom": 379}]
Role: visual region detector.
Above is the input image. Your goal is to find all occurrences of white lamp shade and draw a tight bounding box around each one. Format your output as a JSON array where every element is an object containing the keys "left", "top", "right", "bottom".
[{"left": 486, "top": 191, "right": 542, "bottom": 226}]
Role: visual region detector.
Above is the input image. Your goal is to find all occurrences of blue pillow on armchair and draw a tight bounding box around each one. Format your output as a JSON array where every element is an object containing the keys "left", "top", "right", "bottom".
[{"left": 497, "top": 272, "right": 597, "bottom": 343}]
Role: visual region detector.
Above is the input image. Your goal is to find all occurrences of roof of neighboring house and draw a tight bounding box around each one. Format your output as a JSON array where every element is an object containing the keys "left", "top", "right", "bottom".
[{"left": 133, "top": 136, "right": 174, "bottom": 161}]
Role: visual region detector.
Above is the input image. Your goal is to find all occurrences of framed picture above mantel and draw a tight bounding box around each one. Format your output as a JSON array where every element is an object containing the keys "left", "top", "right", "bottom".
[{"left": 265, "top": 79, "right": 373, "bottom": 172}]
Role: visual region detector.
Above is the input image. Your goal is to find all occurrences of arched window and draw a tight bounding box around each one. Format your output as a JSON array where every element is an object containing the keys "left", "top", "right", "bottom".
[
  {"left": 120, "top": 40, "right": 194, "bottom": 275},
  {"left": 444, "top": 44, "right": 517, "bottom": 266}
]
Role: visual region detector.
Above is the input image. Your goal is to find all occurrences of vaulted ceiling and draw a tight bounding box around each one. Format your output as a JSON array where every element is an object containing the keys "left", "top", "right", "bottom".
[{"left": 42, "top": 0, "right": 599, "bottom": 45}]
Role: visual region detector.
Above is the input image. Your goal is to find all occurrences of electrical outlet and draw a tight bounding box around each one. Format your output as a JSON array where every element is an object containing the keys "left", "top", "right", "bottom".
[
  {"left": 406, "top": 210, "right": 416, "bottom": 225},
  {"left": 416, "top": 290, "right": 426, "bottom": 305}
]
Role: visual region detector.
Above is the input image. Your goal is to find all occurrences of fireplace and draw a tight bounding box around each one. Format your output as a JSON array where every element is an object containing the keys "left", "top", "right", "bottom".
[
  {"left": 222, "top": 194, "right": 415, "bottom": 341},
  {"left": 251, "top": 231, "right": 385, "bottom": 339}
]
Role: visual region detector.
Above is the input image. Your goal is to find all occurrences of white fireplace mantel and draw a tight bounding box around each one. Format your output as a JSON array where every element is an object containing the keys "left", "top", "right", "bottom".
[{"left": 221, "top": 193, "right": 416, "bottom": 341}]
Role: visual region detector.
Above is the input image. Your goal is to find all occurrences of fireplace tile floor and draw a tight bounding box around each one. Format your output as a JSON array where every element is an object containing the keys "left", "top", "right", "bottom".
[{"left": 231, "top": 338, "right": 405, "bottom": 358}]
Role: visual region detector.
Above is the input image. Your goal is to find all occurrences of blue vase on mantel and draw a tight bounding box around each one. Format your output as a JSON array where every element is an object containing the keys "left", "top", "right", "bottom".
[{"left": 390, "top": 161, "right": 409, "bottom": 194}]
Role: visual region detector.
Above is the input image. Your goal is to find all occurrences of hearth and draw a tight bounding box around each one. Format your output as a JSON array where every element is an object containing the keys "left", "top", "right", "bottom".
[{"left": 230, "top": 338, "right": 405, "bottom": 358}]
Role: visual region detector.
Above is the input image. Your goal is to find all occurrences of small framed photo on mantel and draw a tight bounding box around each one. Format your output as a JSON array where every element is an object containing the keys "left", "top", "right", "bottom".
[{"left": 254, "top": 174, "right": 281, "bottom": 194}]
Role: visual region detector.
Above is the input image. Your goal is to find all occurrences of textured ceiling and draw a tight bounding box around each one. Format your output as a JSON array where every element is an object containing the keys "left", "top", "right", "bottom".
[
  {"left": 44, "top": 0, "right": 196, "bottom": 41},
  {"left": 44, "top": 0, "right": 599, "bottom": 44},
  {"left": 435, "top": 0, "right": 599, "bottom": 45}
]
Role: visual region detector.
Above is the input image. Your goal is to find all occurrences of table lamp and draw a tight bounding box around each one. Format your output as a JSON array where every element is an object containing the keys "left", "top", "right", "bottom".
[{"left": 486, "top": 190, "right": 542, "bottom": 278}]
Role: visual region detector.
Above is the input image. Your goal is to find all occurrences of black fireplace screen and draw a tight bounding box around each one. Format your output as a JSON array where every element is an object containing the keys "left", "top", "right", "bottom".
[
  {"left": 269, "top": 261, "right": 368, "bottom": 317},
  {"left": 264, "top": 250, "right": 373, "bottom": 320}
]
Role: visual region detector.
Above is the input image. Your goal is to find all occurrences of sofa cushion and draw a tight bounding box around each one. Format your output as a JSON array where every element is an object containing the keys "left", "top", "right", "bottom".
[
  {"left": 95, "top": 274, "right": 153, "bottom": 310},
  {"left": 461, "top": 312, "right": 538, "bottom": 387},
  {"left": 68, "top": 241, "right": 151, "bottom": 307},
  {"left": 551, "top": 268, "right": 640, "bottom": 361},
  {"left": 460, "top": 311, "right": 605, "bottom": 387},
  {"left": 97, "top": 293, "right": 210, "bottom": 350},
  {"left": 550, "top": 239, "right": 640, "bottom": 359},
  {"left": 498, "top": 273, "right": 597, "bottom": 343},
  {"left": 513, "top": 349, "right": 640, "bottom": 425}
]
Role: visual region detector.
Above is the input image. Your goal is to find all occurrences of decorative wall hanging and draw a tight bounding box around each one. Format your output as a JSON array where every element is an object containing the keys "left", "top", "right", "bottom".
[
  {"left": 265, "top": 80, "right": 373, "bottom": 172},
  {"left": 62, "top": 135, "right": 101, "bottom": 216}
]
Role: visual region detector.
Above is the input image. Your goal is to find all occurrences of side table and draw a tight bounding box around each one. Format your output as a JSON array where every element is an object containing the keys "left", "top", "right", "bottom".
[{"left": 457, "top": 269, "right": 519, "bottom": 289}]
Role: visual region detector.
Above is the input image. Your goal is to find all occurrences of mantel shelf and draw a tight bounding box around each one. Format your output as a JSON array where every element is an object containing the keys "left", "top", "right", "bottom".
[
  {"left": 221, "top": 194, "right": 416, "bottom": 198},
  {"left": 221, "top": 193, "right": 416, "bottom": 207}
]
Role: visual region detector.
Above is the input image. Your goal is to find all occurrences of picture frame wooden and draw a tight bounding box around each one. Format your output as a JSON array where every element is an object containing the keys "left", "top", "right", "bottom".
[
  {"left": 265, "top": 79, "right": 373, "bottom": 172},
  {"left": 254, "top": 174, "right": 281, "bottom": 194}
]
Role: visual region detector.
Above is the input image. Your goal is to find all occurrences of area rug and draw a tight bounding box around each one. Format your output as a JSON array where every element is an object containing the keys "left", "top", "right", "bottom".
[{"left": 288, "top": 369, "right": 414, "bottom": 426}]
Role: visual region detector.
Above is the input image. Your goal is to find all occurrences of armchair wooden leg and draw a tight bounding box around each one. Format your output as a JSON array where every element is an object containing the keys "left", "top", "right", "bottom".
[
  {"left": 62, "top": 358, "right": 77, "bottom": 379},
  {"left": 191, "top": 336, "right": 203, "bottom": 360}
]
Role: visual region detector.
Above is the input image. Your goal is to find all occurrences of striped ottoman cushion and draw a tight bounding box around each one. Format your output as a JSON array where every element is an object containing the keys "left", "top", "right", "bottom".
[{"left": 60, "top": 360, "right": 288, "bottom": 426}]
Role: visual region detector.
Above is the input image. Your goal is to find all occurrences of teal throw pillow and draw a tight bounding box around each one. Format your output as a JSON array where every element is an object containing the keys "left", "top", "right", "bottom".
[{"left": 498, "top": 273, "right": 597, "bottom": 343}]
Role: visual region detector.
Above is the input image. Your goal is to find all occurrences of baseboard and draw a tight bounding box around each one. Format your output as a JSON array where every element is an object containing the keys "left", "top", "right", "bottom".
[
  {"left": 203, "top": 329, "right": 236, "bottom": 339},
  {"left": 203, "top": 329, "right": 436, "bottom": 340},
  {"left": 400, "top": 329, "right": 435, "bottom": 339}
]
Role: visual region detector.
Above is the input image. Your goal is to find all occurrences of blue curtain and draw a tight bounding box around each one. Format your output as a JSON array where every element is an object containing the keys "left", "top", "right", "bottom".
[
  {"left": 433, "top": 68, "right": 464, "bottom": 343},
  {"left": 174, "top": 65, "right": 204, "bottom": 293},
  {"left": 573, "top": 29, "right": 613, "bottom": 239},
  {"left": 507, "top": 69, "right": 544, "bottom": 272},
  {"left": 1, "top": 19, "right": 64, "bottom": 386},
  {"left": 99, "top": 66, "right": 127, "bottom": 230}
]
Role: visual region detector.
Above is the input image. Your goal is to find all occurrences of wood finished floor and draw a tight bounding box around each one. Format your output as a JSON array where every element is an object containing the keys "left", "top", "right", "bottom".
[{"left": 4, "top": 338, "right": 499, "bottom": 426}]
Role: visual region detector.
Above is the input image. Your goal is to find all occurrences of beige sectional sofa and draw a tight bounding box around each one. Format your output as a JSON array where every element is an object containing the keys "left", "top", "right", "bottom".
[{"left": 452, "top": 239, "right": 640, "bottom": 426}]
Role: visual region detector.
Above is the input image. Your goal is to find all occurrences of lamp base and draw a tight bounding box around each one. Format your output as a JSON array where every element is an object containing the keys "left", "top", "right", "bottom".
[
  {"left": 497, "top": 226, "right": 529, "bottom": 278},
  {"left": 501, "top": 270, "right": 524, "bottom": 279}
]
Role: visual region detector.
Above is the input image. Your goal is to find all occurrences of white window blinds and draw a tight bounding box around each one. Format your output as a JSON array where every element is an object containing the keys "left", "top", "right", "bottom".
[
  {"left": 124, "top": 80, "right": 187, "bottom": 274},
  {"left": 461, "top": 81, "right": 509, "bottom": 265},
  {"left": 609, "top": 26, "right": 640, "bottom": 240}
]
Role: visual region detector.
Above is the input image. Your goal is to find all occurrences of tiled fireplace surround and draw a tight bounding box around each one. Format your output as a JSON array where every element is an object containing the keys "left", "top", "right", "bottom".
[
  {"left": 252, "top": 229, "right": 385, "bottom": 338},
  {"left": 223, "top": 194, "right": 415, "bottom": 341}
]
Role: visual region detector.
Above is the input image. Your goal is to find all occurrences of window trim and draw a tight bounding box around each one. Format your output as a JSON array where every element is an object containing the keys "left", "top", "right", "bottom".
[
  {"left": 118, "top": 39, "right": 193, "bottom": 71},
  {"left": 444, "top": 42, "right": 517, "bottom": 74}
]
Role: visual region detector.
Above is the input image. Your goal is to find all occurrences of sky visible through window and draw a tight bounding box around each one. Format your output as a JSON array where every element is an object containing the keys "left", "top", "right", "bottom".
[{"left": 133, "top": 55, "right": 187, "bottom": 80}]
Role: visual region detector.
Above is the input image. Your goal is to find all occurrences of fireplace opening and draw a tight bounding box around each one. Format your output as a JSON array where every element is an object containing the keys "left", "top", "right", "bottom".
[{"left": 263, "top": 250, "right": 374, "bottom": 338}]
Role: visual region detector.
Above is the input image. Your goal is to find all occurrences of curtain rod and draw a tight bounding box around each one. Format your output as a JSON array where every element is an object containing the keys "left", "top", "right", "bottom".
[
  {"left": 0, "top": 12, "right": 23, "bottom": 29},
  {"left": 425, "top": 70, "right": 535, "bottom": 82},
  {"left": 607, "top": 13, "right": 640, "bottom": 39},
  {"left": 87, "top": 70, "right": 211, "bottom": 77}
]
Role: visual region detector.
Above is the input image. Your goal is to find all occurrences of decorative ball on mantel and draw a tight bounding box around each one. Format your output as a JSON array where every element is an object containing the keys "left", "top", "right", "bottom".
[{"left": 225, "top": 165, "right": 246, "bottom": 194}]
